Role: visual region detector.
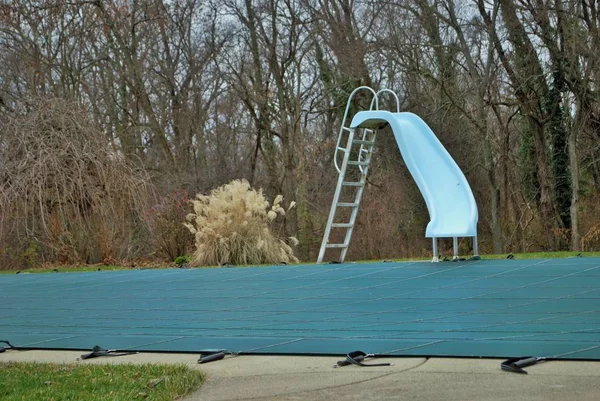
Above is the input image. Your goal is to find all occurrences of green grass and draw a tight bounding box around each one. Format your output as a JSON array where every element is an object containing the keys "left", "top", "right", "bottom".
[
  {"left": 0, "top": 362, "right": 204, "bottom": 401},
  {"left": 354, "top": 251, "right": 600, "bottom": 264},
  {"left": 477, "top": 251, "right": 600, "bottom": 260},
  {"left": 0, "top": 264, "right": 173, "bottom": 274},
  {"left": 2, "top": 251, "right": 600, "bottom": 275},
  {"left": 0, "top": 265, "right": 128, "bottom": 274}
]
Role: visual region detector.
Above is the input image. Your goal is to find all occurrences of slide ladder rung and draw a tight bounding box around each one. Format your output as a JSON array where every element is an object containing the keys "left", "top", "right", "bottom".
[
  {"left": 353, "top": 139, "right": 375, "bottom": 145},
  {"left": 331, "top": 223, "right": 353, "bottom": 228},
  {"left": 348, "top": 160, "right": 370, "bottom": 166},
  {"left": 326, "top": 243, "right": 349, "bottom": 249},
  {"left": 342, "top": 181, "right": 364, "bottom": 187},
  {"left": 336, "top": 202, "right": 359, "bottom": 207}
]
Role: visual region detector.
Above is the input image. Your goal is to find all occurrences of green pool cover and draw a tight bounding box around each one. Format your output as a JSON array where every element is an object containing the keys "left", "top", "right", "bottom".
[{"left": 1, "top": 258, "right": 599, "bottom": 359}]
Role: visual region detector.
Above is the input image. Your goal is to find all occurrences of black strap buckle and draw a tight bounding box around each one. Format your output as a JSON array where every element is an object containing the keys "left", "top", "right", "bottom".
[
  {"left": 501, "top": 356, "right": 544, "bottom": 374},
  {"left": 334, "top": 350, "right": 394, "bottom": 368},
  {"left": 79, "top": 345, "right": 137, "bottom": 360}
]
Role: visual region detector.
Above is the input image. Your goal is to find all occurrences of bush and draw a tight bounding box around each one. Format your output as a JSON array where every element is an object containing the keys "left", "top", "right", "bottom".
[
  {"left": 174, "top": 255, "right": 191, "bottom": 267},
  {"left": 0, "top": 97, "right": 152, "bottom": 267},
  {"left": 185, "top": 179, "right": 298, "bottom": 266},
  {"left": 144, "top": 189, "right": 194, "bottom": 261}
]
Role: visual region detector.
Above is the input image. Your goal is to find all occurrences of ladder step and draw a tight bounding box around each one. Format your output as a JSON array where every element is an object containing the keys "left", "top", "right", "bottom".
[
  {"left": 331, "top": 223, "right": 353, "bottom": 228},
  {"left": 326, "top": 243, "right": 349, "bottom": 248},
  {"left": 337, "top": 202, "right": 359, "bottom": 207},
  {"left": 353, "top": 139, "right": 375, "bottom": 145},
  {"left": 348, "top": 160, "right": 370, "bottom": 166},
  {"left": 342, "top": 181, "right": 364, "bottom": 187}
]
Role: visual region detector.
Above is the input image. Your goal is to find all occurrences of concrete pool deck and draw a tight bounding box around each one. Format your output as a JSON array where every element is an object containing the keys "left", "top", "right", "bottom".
[{"left": 2, "top": 350, "right": 599, "bottom": 400}]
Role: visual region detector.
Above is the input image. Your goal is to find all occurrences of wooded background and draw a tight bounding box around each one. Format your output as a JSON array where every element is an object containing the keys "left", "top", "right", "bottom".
[{"left": 1, "top": 0, "right": 599, "bottom": 267}]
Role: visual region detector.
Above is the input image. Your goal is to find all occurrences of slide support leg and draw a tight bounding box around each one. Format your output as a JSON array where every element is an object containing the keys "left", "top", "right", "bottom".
[
  {"left": 432, "top": 238, "right": 439, "bottom": 263},
  {"left": 453, "top": 237, "right": 459, "bottom": 260},
  {"left": 472, "top": 236, "right": 479, "bottom": 257}
]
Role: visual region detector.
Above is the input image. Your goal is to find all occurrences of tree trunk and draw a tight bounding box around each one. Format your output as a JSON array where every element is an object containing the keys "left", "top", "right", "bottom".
[
  {"left": 529, "top": 118, "right": 556, "bottom": 249},
  {"left": 568, "top": 127, "right": 580, "bottom": 251},
  {"left": 484, "top": 144, "right": 503, "bottom": 254}
]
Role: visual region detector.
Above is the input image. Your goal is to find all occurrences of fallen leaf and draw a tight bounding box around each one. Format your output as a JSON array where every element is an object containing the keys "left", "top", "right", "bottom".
[{"left": 147, "top": 378, "right": 163, "bottom": 388}]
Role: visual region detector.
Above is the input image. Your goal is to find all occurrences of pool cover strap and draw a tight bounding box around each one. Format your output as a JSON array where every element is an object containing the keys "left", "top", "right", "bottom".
[
  {"left": 335, "top": 351, "right": 394, "bottom": 367},
  {"left": 501, "top": 357, "right": 545, "bottom": 374},
  {"left": 198, "top": 351, "right": 227, "bottom": 364},
  {"left": 79, "top": 345, "right": 138, "bottom": 360},
  {"left": 0, "top": 340, "right": 18, "bottom": 353}
]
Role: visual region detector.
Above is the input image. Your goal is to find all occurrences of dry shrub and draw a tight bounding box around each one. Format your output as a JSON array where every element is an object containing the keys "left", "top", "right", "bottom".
[
  {"left": 582, "top": 224, "right": 600, "bottom": 251},
  {"left": 185, "top": 179, "right": 298, "bottom": 266},
  {"left": 580, "top": 193, "right": 600, "bottom": 252},
  {"left": 0, "top": 97, "right": 152, "bottom": 267},
  {"left": 144, "top": 188, "right": 194, "bottom": 261}
]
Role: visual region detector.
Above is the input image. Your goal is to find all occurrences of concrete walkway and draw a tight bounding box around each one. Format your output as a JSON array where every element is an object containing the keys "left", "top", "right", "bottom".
[{"left": 2, "top": 350, "right": 599, "bottom": 400}]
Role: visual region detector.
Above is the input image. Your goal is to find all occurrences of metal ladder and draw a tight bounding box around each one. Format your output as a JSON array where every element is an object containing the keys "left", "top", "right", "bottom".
[{"left": 317, "top": 87, "right": 399, "bottom": 264}]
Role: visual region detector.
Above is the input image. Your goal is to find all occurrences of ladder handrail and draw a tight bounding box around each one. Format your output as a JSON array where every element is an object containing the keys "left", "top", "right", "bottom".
[
  {"left": 334, "top": 86, "right": 378, "bottom": 173},
  {"left": 359, "top": 90, "right": 399, "bottom": 173},
  {"left": 359, "top": 89, "right": 400, "bottom": 172},
  {"left": 375, "top": 89, "right": 400, "bottom": 112},
  {"left": 336, "top": 87, "right": 400, "bottom": 173}
]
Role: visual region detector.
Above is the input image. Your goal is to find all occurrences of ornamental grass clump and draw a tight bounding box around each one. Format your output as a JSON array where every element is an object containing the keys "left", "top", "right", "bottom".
[{"left": 185, "top": 180, "right": 298, "bottom": 266}]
